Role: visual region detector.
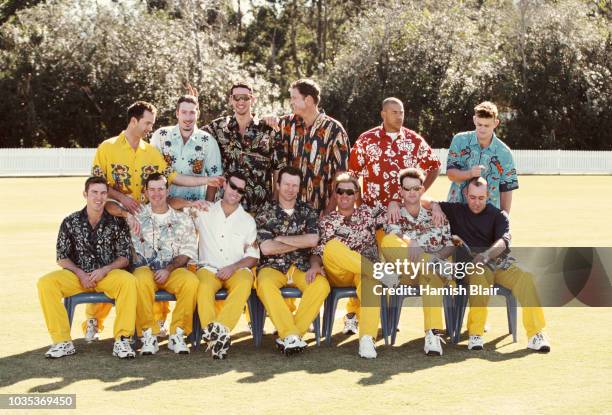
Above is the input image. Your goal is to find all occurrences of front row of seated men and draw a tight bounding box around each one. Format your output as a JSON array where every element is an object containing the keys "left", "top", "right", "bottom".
[{"left": 38, "top": 167, "right": 550, "bottom": 360}]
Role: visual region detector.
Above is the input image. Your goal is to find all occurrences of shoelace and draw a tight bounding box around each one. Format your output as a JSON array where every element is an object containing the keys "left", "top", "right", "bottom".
[{"left": 427, "top": 332, "right": 446, "bottom": 346}]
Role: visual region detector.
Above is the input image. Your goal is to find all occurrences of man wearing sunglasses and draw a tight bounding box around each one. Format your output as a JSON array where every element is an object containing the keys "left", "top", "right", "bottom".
[
  {"left": 256, "top": 166, "right": 330, "bottom": 356},
  {"left": 309, "top": 173, "right": 387, "bottom": 358},
  {"left": 203, "top": 82, "right": 284, "bottom": 215},
  {"left": 192, "top": 171, "right": 259, "bottom": 359},
  {"left": 381, "top": 168, "right": 455, "bottom": 356}
]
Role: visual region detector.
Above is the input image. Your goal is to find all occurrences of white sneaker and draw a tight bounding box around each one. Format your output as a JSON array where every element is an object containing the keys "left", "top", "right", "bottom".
[
  {"left": 112, "top": 336, "right": 136, "bottom": 359},
  {"left": 282, "top": 335, "right": 307, "bottom": 356},
  {"left": 527, "top": 332, "right": 551, "bottom": 353},
  {"left": 140, "top": 328, "right": 159, "bottom": 356},
  {"left": 45, "top": 341, "right": 76, "bottom": 358},
  {"left": 380, "top": 272, "right": 400, "bottom": 288},
  {"left": 342, "top": 313, "right": 358, "bottom": 335},
  {"left": 157, "top": 320, "right": 168, "bottom": 338},
  {"left": 275, "top": 337, "right": 285, "bottom": 352},
  {"left": 84, "top": 318, "right": 98, "bottom": 343},
  {"left": 358, "top": 335, "right": 377, "bottom": 359},
  {"left": 168, "top": 327, "right": 190, "bottom": 354},
  {"left": 424, "top": 329, "right": 445, "bottom": 356},
  {"left": 468, "top": 335, "right": 484, "bottom": 350},
  {"left": 202, "top": 322, "right": 231, "bottom": 359}
]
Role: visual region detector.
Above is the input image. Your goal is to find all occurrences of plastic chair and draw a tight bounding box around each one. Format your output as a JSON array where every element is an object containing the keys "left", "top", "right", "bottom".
[
  {"left": 321, "top": 287, "right": 390, "bottom": 346},
  {"left": 388, "top": 290, "right": 455, "bottom": 345},
  {"left": 252, "top": 287, "right": 321, "bottom": 347},
  {"left": 452, "top": 283, "right": 517, "bottom": 343}
]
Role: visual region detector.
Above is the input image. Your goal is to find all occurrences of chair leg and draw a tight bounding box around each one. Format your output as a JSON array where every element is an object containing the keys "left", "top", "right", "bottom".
[
  {"left": 443, "top": 294, "right": 454, "bottom": 340},
  {"left": 506, "top": 295, "right": 518, "bottom": 343},
  {"left": 390, "top": 295, "right": 404, "bottom": 346},
  {"left": 64, "top": 298, "right": 73, "bottom": 327},
  {"left": 191, "top": 311, "right": 201, "bottom": 350},
  {"left": 254, "top": 296, "right": 265, "bottom": 347},
  {"left": 313, "top": 314, "right": 321, "bottom": 346},
  {"left": 325, "top": 296, "right": 340, "bottom": 346},
  {"left": 322, "top": 295, "right": 332, "bottom": 341},
  {"left": 247, "top": 291, "right": 258, "bottom": 346},
  {"left": 453, "top": 294, "right": 468, "bottom": 344},
  {"left": 380, "top": 295, "right": 389, "bottom": 345}
]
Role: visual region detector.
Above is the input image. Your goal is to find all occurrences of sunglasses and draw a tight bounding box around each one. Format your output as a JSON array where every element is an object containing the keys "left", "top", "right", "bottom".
[
  {"left": 402, "top": 185, "right": 423, "bottom": 192},
  {"left": 232, "top": 94, "right": 252, "bottom": 102},
  {"left": 228, "top": 180, "right": 246, "bottom": 195},
  {"left": 336, "top": 188, "right": 356, "bottom": 196}
]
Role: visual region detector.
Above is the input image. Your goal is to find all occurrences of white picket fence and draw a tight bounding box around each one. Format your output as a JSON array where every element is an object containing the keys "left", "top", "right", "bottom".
[{"left": 0, "top": 148, "right": 610, "bottom": 176}]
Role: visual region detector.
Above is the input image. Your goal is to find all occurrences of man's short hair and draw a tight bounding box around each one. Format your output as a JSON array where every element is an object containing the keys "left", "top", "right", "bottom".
[
  {"left": 278, "top": 165, "right": 303, "bottom": 187},
  {"left": 227, "top": 170, "right": 248, "bottom": 186},
  {"left": 84, "top": 176, "right": 108, "bottom": 192},
  {"left": 290, "top": 79, "right": 321, "bottom": 105},
  {"left": 382, "top": 97, "right": 404, "bottom": 110},
  {"left": 127, "top": 101, "right": 157, "bottom": 122},
  {"left": 176, "top": 95, "right": 199, "bottom": 111},
  {"left": 398, "top": 168, "right": 425, "bottom": 186},
  {"left": 143, "top": 172, "right": 168, "bottom": 189},
  {"left": 229, "top": 82, "right": 253, "bottom": 96},
  {"left": 334, "top": 172, "right": 361, "bottom": 193},
  {"left": 474, "top": 101, "right": 498, "bottom": 119},
  {"left": 467, "top": 177, "right": 488, "bottom": 190}
]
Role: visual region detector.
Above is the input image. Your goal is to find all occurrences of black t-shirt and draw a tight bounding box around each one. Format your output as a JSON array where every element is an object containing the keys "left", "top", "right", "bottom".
[{"left": 439, "top": 202, "right": 511, "bottom": 262}]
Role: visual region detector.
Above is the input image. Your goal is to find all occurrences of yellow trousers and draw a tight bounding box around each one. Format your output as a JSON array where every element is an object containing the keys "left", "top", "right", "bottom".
[
  {"left": 38, "top": 269, "right": 137, "bottom": 343},
  {"left": 197, "top": 268, "right": 254, "bottom": 331},
  {"left": 256, "top": 265, "right": 330, "bottom": 339},
  {"left": 133, "top": 266, "right": 198, "bottom": 337},
  {"left": 381, "top": 234, "right": 447, "bottom": 332},
  {"left": 467, "top": 265, "right": 546, "bottom": 338},
  {"left": 322, "top": 239, "right": 380, "bottom": 338}
]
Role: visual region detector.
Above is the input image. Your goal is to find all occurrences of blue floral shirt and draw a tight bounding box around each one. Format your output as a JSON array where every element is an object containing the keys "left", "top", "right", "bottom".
[
  {"left": 446, "top": 131, "right": 518, "bottom": 208},
  {"left": 150, "top": 125, "right": 223, "bottom": 201}
]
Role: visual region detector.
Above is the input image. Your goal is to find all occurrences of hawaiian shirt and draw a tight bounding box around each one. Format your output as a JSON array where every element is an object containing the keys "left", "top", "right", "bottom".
[
  {"left": 314, "top": 205, "right": 386, "bottom": 263},
  {"left": 446, "top": 131, "right": 518, "bottom": 208},
  {"left": 131, "top": 204, "right": 197, "bottom": 271},
  {"left": 384, "top": 206, "right": 453, "bottom": 253},
  {"left": 349, "top": 125, "right": 440, "bottom": 208},
  {"left": 203, "top": 115, "right": 284, "bottom": 214},
  {"left": 92, "top": 132, "right": 177, "bottom": 203},
  {"left": 277, "top": 113, "right": 349, "bottom": 212},
  {"left": 255, "top": 200, "right": 319, "bottom": 273},
  {"left": 150, "top": 125, "right": 223, "bottom": 201},
  {"left": 56, "top": 208, "right": 132, "bottom": 273}
]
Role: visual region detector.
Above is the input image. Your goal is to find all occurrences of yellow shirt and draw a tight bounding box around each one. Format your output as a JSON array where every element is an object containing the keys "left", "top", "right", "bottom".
[{"left": 91, "top": 132, "right": 177, "bottom": 202}]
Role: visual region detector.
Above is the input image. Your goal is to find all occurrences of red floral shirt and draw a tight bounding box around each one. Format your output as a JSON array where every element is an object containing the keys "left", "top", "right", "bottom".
[{"left": 349, "top": 125, "right": 440, "bottom": 208}]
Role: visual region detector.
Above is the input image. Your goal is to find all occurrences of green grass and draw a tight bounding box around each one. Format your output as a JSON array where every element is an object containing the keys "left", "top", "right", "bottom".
[{"left": 0, "top": 176, "right": 611, "bottom": 414}]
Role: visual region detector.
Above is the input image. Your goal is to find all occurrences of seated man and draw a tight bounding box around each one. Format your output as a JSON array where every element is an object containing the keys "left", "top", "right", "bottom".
[
  {"left": 193, "top": 171, "right": 258, "bottom": 360},
  {"left": 431, "top": 177, "right": 550, "bottom": 352},
  {"left": 131, "top": 173, "right": 199, "bottom": 355},
  {"left": 255, "top": 166, "right": 330, "bottom": 356},
  {"left": 381, "top": 168, "right": 455, "bottom": 356},
  {"left": 310, "top": 173, "right": 384, "bottom": 359},
  {"left": 37, "top": 176, "right": 136, "bottom": 359}
]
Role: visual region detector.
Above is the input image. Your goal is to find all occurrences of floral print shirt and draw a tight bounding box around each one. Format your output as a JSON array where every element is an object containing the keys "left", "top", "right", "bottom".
[
  {"left": 204, "top": 115, "right": 283, "bottom": 214},
  {"left": 277, "top": 113, "right": 349, "bottom": 212},
  {"left": 150, "top": 125, "right": 223, "bottom": 201},
  {"left": 349, "top": 125, "right": 440, "bottom": 208},
  {"left": 56, "top": 208, "right": 132, "bottom": 273},
  {"left": 255, "top": 200, "right": 319, "bottom": 273},
  {"left": 384, "top": 206, "right": 453, "bottom": 253},
  {"left": 131, "top": 204, "right": 198, "bottom": 271},
  {"left": 314, "top": 205, "right": 387, "bottom": 263}
]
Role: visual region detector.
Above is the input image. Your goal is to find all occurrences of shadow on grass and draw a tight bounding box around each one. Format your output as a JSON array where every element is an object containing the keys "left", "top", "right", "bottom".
[{"left": 0, "top": 327, "right": 539, "bottom": 391}]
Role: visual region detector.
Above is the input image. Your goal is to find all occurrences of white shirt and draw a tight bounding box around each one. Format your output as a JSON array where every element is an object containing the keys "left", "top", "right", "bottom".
[{"left": 192, "top": 201, "right": 260, "bottom": 272}]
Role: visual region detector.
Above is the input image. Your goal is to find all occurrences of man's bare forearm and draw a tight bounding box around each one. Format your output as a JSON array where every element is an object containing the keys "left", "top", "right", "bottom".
[
  {"left": 446, "top": 168, "right": 472, "bottom": 183},
  {"left": 230, "top": 256, "right": 258, "bottom": 270},
  {"left": 260, "top": 240, "right": 297, "bottom": 255},
  {"left": 500, "top": 191, "right": 512, "bottom": 214},
  {"left": 423, "top": 168, "right": 440, "bottom": 191},
  {"left": 165, "top": 255, "right": 190, "bottom": 273},
  {"left": 276, "top": 234, "right": 319, "bottom": 249}
]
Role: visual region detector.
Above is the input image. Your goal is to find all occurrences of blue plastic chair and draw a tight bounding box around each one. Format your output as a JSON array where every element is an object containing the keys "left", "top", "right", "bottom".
[
  {"left": 452, "top": 283, "right": 517, "bottom": 343},
  {"left": 252, "top": 287, "right": 321, "bottom": 347},
  {"left": 322, "top": 287, "right": 390, "bottom": 346},
  {"left": 388, "top": 289, "right": 455, "bottom": 345}
]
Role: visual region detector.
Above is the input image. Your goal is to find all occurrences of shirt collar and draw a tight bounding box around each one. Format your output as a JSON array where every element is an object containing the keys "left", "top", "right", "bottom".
[
  {"left": 118, "top": 131, "right": 147, "bottom": 152},
  {"left": 469, "top": 131, "right": 500, "bottom": 151},
  {"left": 172, "top": 124, "right": 201, "bottom": 143},
  {"left": 379, "top": 124, "right": 405, "bottom": 140}
]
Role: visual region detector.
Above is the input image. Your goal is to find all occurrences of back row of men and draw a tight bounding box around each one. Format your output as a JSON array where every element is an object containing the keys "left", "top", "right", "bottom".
[{"left": 38, "top": 79, "right": 549, "bottom": 360}]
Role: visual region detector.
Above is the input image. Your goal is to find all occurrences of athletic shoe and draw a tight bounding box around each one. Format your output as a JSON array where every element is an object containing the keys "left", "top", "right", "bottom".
[
  {"left": 380, "top": 271, "right": 400, "bottom": 288},
  {"left": 202, "top": 322, "right": 231, "bottom": 360},
  {"left": 157, "top": 320, "right": 168, "bottom": 338},
  {"left": 112, "top": 336, "right": 136, "bottom": 359},
  {"left": 424, "top": 329, "right": 445, "bottom": 356},
  {"left": 139, "top": 328, "right": 159, "bottom": 356},
  {"left": 342, "top": 313, "right": 358, "bottom": 335},
  {"left": 282, "top": 335, "right": 307, "bottom": 356},
  {"left": 168, "top": 327, "right": 190, "bottom": 354},
  {"left": 84, "top": 318, "right": 98, "bottom": 343},
  {"left": 527, "top": 332, "right": 551, "bottom": 353},
  {"left": 45, "top": 341, "right": 76, "bottom": 359},
  {"left": 358, "top": 335, "right": 377, "bottom": 359},
  {"left": 468, "top": 335, "right": 484, "bottom": 350},
  {"left": 275, "top": 337, "right": 285, "bottom": 352}
]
